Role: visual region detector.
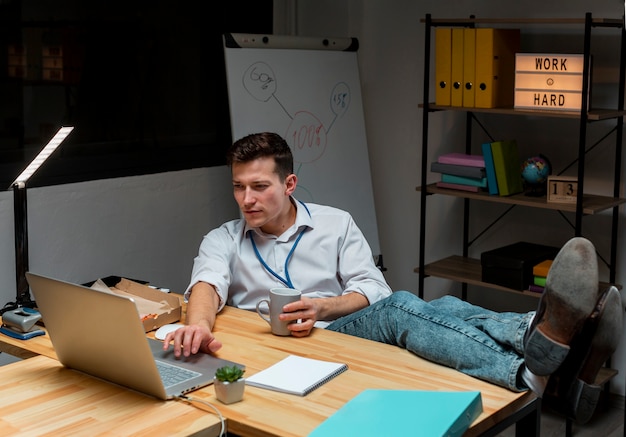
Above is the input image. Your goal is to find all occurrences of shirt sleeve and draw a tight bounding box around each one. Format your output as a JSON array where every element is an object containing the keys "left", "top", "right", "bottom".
[
  {"left": 337, "top": 215, "right": 392, "bottom": 304},
  {"left": 184, "top": 223, "right": 236, "bottom": 311}
]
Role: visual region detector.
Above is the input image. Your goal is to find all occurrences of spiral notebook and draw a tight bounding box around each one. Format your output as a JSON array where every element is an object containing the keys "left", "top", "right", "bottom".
[{"left": 245, "top": 355, "right": 348, "bottom": 396}]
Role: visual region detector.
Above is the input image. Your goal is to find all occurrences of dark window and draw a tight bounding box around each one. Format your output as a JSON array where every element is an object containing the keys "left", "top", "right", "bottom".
[{"left": 0, "top": 1, "right": 272, "bottom": 188}]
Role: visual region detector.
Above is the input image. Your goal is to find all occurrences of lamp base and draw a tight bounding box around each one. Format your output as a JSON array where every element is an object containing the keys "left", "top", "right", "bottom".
[
  {"left": 0, "top": 307, "right": 44, "bottom": 340},
  {"left": 0, "top": 325, "right": 45, "bottom": 340}
]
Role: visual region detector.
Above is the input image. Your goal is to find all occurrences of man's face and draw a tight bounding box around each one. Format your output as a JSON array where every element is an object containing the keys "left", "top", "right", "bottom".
[{"left": 231, "top": 157, "right": 296, "bottom": 234}]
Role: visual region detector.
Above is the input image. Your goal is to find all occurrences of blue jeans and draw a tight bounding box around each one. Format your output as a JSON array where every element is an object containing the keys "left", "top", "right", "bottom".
[{"left": 327, "top": 291, "right": 533, "bottom": 391}]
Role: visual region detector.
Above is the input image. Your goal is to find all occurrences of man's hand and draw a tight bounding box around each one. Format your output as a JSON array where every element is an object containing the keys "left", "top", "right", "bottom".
[
  {"left": 279, "top": 296, "right": 319, "bottom": 337},
  {"left": 280, "top": 292, "right": 368, "bottom": 337},
  {"left": 163, "top": 324, "right": 223, "bottom": 357},
  {"left": 165, "top": 281, "right": 222, "bottom": 356}
]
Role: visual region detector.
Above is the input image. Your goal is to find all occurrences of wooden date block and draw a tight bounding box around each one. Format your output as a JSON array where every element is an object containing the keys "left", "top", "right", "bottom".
[{"left": 547, "top": 175, "right": 578, "bottom": 203}]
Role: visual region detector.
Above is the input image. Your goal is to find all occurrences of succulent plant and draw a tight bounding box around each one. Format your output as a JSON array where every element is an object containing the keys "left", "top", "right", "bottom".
[{"left": 215, "top": 365, "right": 245, "bottom": 383}]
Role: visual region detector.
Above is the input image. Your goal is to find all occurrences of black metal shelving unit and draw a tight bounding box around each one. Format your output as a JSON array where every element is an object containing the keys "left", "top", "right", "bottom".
[{"left": 417, "top": 13, "right": 626, "bottom": 435}]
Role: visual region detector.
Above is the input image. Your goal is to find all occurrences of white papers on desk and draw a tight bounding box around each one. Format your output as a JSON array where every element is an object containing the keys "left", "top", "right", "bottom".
[{"left": 245, "top": 355, "right": 348, "bottom": 396}]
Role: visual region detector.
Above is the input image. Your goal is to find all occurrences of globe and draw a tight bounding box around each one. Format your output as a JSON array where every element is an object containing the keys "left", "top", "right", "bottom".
[{"left": 521, "top": 155, "right": 551, "bottom": 196}]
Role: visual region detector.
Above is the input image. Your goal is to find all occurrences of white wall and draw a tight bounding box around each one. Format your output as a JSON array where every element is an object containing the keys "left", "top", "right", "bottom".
[
  {"left": 0, "top": 167, "right": 238, "bottom": 298},
  {"left": 294, "top": 0, "right": 626, "bottom": 395},
  {"left": 1, "top": 0, "right": 625, "bottom": 397}
]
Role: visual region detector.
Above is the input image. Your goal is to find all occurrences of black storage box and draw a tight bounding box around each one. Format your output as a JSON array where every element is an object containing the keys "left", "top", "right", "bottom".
[{"left": 481, "top": 242, "right": 560, "bottom": 290}]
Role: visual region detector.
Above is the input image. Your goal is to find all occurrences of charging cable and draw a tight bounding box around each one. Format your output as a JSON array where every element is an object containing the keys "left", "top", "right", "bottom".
[{"left": 175, "top": 394, "right": 226, "bottom": 437}]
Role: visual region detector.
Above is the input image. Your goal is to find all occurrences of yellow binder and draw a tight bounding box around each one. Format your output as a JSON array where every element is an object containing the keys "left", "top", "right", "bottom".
[
  {"left": 475, "top": 28, "right": 520, "bottom": 108},
  {"left": 450, "top": 28, "right": 464, "bottom": 106},
  {"left": 434, "top": 28, "right": 452, "bottom": 106},
  {"left": 462, "top": 28, "right": 476, "bottom": 108}
]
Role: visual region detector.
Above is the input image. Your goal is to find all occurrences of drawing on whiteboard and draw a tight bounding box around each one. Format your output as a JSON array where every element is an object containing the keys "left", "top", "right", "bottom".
[
  {"left": 241, "top": 61, "right": 352, "bottom": 202},
  {"left": 224, "top": 34, "right": 381, "bottom": 255}
]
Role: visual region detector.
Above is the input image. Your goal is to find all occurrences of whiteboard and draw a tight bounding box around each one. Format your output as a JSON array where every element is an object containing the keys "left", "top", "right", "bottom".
[{"left": 223, "top": 33, "right": 381, "bottom": 256}]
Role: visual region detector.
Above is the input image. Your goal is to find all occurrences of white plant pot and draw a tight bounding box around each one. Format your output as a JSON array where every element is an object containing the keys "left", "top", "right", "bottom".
[{"left": 214, "top": 378, "right": 245, "bottom": 404}]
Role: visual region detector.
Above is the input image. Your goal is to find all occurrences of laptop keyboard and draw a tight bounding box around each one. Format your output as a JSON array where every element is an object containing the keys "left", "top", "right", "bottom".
[{"left": 155, "top": 360, "right": 202, "bottom": 389}]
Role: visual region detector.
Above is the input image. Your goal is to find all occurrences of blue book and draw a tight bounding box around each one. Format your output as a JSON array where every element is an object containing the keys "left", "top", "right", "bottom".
[
  {"left": 441, "top": 173, "right": 488, "bottom": 188},
  {"left": 309, "top": 389, "right": 483, "bottom": 437},
  {"left": 481, "top": 142, "right": 499, "bottom": 195}
]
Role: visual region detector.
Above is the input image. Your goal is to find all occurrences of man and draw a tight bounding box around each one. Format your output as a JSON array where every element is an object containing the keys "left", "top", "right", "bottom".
[{"left": 165, "top": 132, "right": 622, "bottom": 423}]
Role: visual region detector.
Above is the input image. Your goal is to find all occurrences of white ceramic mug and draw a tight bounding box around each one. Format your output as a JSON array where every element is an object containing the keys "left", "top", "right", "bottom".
[{"left": 256, "top": 288, "right": 301, "bottom": 336}]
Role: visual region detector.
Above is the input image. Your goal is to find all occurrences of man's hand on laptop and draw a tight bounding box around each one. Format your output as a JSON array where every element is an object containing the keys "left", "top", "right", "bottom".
[{"left": 163, "top": 325, "right": 223, "bottom": 357}]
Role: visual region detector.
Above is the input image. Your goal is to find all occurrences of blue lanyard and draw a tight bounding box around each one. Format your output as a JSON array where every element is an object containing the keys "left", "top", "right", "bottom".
[{"left": 249, "top": 201, "right": 310, "bottom": 289}]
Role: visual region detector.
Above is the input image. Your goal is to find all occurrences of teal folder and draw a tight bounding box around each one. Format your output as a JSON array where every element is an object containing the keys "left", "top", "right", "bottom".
[
  {"left": 441, "top": 173, "right": 488, "bottom": 188},
  {"left": 481, "top": 142, "right": 499, "bottom": 195},
  {"left": 308, "top": 389, "right": 483, "bottom": 437}
]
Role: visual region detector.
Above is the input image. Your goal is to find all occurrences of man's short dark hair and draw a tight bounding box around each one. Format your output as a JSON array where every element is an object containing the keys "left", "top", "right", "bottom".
[{"left": 227, "top": 132, "right": 294, "bottom": 180}]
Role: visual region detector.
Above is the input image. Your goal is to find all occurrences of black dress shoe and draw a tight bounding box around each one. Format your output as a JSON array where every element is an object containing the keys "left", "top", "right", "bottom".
[
  {"left": 543, "top": 286, "right": 622, "bottom": 424},
  {"left": 524, "top": 237, "right": 600, "bottom": 376}
]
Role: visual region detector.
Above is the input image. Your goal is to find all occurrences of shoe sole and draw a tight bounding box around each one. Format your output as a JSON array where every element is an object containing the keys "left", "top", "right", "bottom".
[{"left": 525, "top": 237, "right": 600, "bottom": 376}]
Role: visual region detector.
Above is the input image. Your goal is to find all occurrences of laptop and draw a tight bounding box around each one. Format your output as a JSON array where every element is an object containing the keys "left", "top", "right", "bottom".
[{"left": 26, "top": 271, "right": 244, "bottom": 400}]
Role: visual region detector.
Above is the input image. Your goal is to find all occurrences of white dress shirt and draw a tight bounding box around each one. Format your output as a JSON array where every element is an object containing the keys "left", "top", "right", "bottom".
[{"left": 186, "top": 198, "right": 392, "bottom": 326}]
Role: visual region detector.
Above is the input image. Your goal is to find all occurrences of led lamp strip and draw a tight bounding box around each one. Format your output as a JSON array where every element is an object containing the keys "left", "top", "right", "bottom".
[{"left": 11, "top": 126, "right": 74, "bottom": 188}]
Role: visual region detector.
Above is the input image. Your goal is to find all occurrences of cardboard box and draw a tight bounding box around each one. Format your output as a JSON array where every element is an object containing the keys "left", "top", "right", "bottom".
[
  {"left": 87, "top": 276, "right": 181, "bottom": 332},
  {"left": 481, "top": 242, "right": 560, "bottom": 290}
]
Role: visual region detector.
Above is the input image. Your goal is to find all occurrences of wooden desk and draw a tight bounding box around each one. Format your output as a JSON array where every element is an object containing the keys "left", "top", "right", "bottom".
[
  {"left": 0, "top": 328, "right": 56, "bottom": 360},
  {"left": 0, "top": 305, "right": 539, "bottom": 436},
  {"left": 0, "top": 355, "right": 223, "bottom": 436}
]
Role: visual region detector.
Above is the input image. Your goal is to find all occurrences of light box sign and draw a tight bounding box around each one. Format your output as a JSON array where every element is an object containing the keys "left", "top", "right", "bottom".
[{"left": 514, "top": 53, "right": 586, "bottom": 111}]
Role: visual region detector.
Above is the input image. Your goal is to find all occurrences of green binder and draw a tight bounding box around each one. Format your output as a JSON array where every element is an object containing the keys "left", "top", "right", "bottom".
[{"left": 490, "top": 140, "right": 523, "bottom": 196}]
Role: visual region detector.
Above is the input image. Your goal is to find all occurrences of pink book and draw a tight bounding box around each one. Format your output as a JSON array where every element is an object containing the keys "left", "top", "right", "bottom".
[
  {"left": 438, "top": 153, "right": 485, "bottom": 168},
  {"left": 436, "top": 181, "right": 479, "bottom": 192}
]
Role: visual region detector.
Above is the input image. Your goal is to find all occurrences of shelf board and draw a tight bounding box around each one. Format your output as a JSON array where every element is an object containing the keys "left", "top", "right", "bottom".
[
  {"left": 421, "top": 17, "right": 623, "bottom": 28},
  {"left": 419, "top": 104, "right": 626, "bottom": 121},
  {"left": 417, "top": 183, "right": 626, "bottom": 215},
  {"left": 414, "top": 255, "right": 620, "bottom": 297}
]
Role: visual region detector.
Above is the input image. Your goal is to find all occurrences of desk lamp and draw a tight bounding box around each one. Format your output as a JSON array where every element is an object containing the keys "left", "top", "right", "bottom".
[{"left": 1, "top": 126, "right": 74, "bottom": 317}]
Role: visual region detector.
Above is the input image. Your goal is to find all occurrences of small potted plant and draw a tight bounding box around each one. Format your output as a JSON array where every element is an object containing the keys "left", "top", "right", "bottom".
[{"left": 214, "top": 365, "right": 246, "bottom": 404}]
